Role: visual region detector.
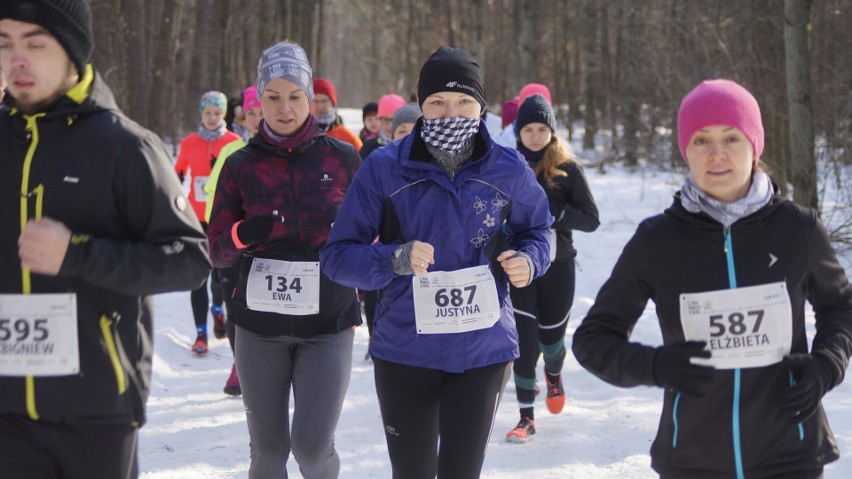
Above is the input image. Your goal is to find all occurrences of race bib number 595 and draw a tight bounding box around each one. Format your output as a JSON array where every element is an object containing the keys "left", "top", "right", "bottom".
[
  {"left": 679, "top": 282, "right": 792, "bottom": 369},
  {"left": 0, "top": 293, "right": 79, "bottom": 376}
]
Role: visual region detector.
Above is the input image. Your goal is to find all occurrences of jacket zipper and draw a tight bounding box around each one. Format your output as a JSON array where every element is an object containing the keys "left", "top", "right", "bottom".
[
  {"left": 20, "top": 114, "right": 46, "bottom": 421},
  {"left": 724, "top": 225, "right": 745, "bottom": 479},
  {"left": 99, "top": 315, "right": 127, "bottom": 395}
]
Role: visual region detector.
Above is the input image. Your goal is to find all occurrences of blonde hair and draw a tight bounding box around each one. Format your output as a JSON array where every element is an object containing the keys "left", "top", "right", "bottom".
[{"left": 533, "top": 136, "right": 574, "bottom": 188}]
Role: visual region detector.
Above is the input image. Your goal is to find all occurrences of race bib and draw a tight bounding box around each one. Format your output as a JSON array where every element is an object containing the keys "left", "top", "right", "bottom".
[
  {"left": 246, "top": 258, "right": 320, "bottom": 315},
  {"left": 0, "top": 294, "right": 79, "bottom": 376},
  {"left": 412, "top": 265, "right": 500, "bottom": 334},
  {"left": 680, "top": 282, "right": 792, "bottom": 369},
  {"left": 193, "top": 176, "right": 209, "bottom": 202}
]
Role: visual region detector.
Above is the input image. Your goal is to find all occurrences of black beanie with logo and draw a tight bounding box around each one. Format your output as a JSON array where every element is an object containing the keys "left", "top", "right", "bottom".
[
  {"left": 1, "top": 0, "right": 94, "bottom": 77},
  {"left": 417, "top": 47, "right": 486, "bottom": 112}
]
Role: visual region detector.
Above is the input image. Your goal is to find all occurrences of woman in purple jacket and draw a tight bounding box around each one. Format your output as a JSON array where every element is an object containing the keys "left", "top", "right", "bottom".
[{"left": 321, "top": 47, "right": 553, "bottom": 478}]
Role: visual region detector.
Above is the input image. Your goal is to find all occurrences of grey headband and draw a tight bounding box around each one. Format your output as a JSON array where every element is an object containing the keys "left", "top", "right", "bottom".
[{"left": 256, "top": 43, "right": 313, "bottom": 101}]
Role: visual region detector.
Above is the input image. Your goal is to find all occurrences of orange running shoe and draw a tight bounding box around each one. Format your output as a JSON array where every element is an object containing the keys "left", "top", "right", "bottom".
[
  {"left": 505, "top": 417, "right": 536, "bottom": 443},
  {"left": 545, "top": 369, "right": 565, "bottom": 414}
]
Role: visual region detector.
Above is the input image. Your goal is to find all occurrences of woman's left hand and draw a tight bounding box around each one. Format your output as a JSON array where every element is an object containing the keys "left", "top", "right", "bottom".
[{"left": 497, "top": 250, "right": 530, "bottom": 287}]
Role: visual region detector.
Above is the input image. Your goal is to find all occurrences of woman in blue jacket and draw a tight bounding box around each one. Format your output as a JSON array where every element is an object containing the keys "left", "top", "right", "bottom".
[
  {"left": 321, "top": 47, "right": 552, "bottom": 478},
  {"left": 572, "top": 79, "right": 852, "bottom": 479}
]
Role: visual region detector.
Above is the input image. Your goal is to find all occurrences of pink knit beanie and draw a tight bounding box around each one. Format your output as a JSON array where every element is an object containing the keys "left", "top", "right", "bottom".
[
  {"left": 517, "top": 83, "right": 552, "bottom": 105},
  {"left": 677, "top": 79, "right": 764, "bottom": 163},
  {"left": 377, "top": 94, "right": 406, "bottom": 119},
  {"left": 242, "top": 85, "right": 260, "bottom": 111}
]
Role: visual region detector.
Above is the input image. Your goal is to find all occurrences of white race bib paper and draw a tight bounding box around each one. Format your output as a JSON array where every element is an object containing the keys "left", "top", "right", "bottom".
[
  {"left": 246, "top": 258, "right": 320, "bottom": 315},
  {"left": 679, "top": 282, "right": 792, "bottom": 369},
  {"left": 193, "top": 175, "right": 209, "bottom": 202},
  {"left": 0, "top": 293, "right": 79, "bottom": 376},
  {"left": 412, "top": 265, "right": 501, "bottom": 334}
]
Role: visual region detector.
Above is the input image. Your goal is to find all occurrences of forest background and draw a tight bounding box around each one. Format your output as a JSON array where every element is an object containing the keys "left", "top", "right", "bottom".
[{"left": 87, "top": 0, "right": 851, "bottom": 244}]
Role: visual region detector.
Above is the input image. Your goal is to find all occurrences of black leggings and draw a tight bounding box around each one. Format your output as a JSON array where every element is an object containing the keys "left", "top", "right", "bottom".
[
  {"left": 192, "top": 222, "right": 223, "bottom": 328},
  {"left": 509, "top": 259, "right": 575, "bottom": 410},
  {"left": 0, "top": 414, "right": 138, "bottom": 479},
  {"left": 373, "top": 358, "right": 510, "bottom": 479}
]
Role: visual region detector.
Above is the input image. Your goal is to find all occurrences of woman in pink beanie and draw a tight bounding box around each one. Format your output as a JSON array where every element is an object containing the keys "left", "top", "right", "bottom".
[{"left": 573, "top": 78, "right": 852, "bottom": 479}]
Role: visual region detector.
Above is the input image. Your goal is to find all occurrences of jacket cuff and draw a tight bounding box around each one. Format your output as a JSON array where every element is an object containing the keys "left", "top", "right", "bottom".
[{"left": 231, "top": 221, "right": 248, "bottom": 250}]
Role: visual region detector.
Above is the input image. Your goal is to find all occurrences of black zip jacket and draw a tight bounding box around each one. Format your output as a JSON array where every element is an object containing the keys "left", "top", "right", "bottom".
[
  {"left": 572, "top": 193, "right": 852, "bottom": 478},
  {"left": 0, "top": 69, "right": 211, "bottom": 426},
  {"left": 207, "top": 131, "right": 362, "bottom": 338},
  {"left": 536, "top": 161, "right": 599, "bottom": 261}
]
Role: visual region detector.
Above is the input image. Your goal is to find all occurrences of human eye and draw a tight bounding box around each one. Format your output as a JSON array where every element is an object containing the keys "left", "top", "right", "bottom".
[
  {"left": 725, "top": 135, "right": 741, "bottom": 143},
  {"left": 692, "top": 137, "right": 706, "bottom": 145}
]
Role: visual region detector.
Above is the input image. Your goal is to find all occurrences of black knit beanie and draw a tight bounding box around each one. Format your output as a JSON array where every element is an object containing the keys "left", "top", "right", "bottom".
[
  {"left": 362, "top": 101, "right": 378, "bottom": 121},
  {"left": 417, "top": 47, "right": 486, "bottom": 113},
  {"left": 1, "top": 0, "right": 94, "bottom": 77},
  {"left": 516, "top": 94, "right": 556, "bottom": 132}
]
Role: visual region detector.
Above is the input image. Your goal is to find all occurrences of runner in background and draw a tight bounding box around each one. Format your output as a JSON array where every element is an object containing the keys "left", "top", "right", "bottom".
[
  {"left": 505, "top": 94, "right": 599, "bottom": 443},
  {"left": 359, "top": 101, "right": 379, "bottom": 142},
  {"left": 321, "top": 46, "right": 552, "bottom": 478},
  {"left": 0, "top": 1, "right": 210, "bottom": 477},
  {"left": 311, "top": 77, "right": 363, "bottom": 151},
  {"left": 572, "top": 79, "right": 852, "bottom": 479},
  {"left": 204, "top": 84, "right": 264, "bottom": 396},
  {"left": 174, "top": 91, "right": 241, "bottom": 355}
]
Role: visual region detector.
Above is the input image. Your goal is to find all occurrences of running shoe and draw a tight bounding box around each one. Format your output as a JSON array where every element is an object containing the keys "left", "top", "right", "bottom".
[
  {"left": 192, "top": 333, "right": 208, "bottom": 355},
  {"left": 211, "top": 305, "right": 226, "bottom": 339},
  {"left": 505, "top": 417, "right": 536, "bottom": 443},
  {"left": 223, "top": 363, "right": 241, "bottom": 396},
  {"left": 545, "top": 369, "right": 565, "bottom": 414}
]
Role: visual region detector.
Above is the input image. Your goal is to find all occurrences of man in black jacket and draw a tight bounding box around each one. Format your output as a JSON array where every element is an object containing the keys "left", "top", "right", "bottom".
[{"left": 0, "top": 1, "right": 211, "bottom": 478}]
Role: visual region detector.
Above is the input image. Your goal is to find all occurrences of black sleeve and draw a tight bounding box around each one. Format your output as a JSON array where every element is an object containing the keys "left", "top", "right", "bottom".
[
  {"left": 804, "top": 211, "right": 852, "bottom": 390},
  {"left": 553, "top": 163, "right": 600, "bottom": 233},
  {"left": 572, "top": 221, "right": 659, "bottom": 388},
  {"left": 59, "top": 133, "right": 211, "bottom": 295}
]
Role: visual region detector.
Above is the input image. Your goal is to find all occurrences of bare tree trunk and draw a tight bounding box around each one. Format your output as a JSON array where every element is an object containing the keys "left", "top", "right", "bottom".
[
  {"left": 582, "top": 1, "right": 598, "bottom": 151},
  {"left": 784, "top": 0, "right": 817, "bottom": 209}
]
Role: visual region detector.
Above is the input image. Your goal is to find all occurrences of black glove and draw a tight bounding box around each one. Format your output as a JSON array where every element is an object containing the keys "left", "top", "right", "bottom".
[
  {"left": 652, "top": 341, "right": 715, "bottom": 398},
  {"left": 236, "top": 214, "right": 284, "bottom": 246},
  {"left": 781, "top": 353, "right": 833, "bottom": 423}
]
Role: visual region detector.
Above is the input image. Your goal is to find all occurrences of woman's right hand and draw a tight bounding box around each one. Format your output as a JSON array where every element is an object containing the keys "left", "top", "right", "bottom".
[{"left": 409, "top": 240, "right": 435, "bottom": 276}]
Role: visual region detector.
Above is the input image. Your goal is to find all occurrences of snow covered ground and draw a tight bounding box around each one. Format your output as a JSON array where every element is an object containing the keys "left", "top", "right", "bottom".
[{"left": 140, "top": 110, "right": 852, "bottom": 478}]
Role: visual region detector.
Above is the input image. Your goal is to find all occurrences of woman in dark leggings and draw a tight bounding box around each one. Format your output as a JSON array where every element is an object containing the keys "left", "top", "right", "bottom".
[{"left": 505, "top": 94, "right": 599, "bottom": 442}]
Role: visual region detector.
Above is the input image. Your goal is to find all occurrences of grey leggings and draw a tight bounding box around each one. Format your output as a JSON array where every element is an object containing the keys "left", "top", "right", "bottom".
[{"left": 236, "top": 325, "right": 354, "bottom": 479}]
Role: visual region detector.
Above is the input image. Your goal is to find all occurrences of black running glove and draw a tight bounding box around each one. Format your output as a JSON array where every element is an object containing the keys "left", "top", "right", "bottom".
[
  {"left": 236, "top": 214, "right": 284, "bottom": 246},
  {"left": 652, "top": 341, "right": 715, "bottom": 398},
  {"left": 781, "top": 353, "right": 833, "bottom": 423}
]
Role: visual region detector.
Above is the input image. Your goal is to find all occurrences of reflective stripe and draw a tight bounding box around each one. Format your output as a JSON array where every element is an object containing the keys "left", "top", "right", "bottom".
[
  {"left": 100, "top": 316, "right": 127, "bottom": 395},
  {"left": 20, "top": 114, "right": 45, "bottom": 421},
  {"left": 672, "top": 392, "right": 681, "bottom": 448},
  {"left": 788, "top": 370, "right": 805, "bottom": 440},
  {"left": 724, "top": 227, "right": 745, "bottom": 479},
  {"left": 25, "top": 376, "right": 39, "bottom": 420}
]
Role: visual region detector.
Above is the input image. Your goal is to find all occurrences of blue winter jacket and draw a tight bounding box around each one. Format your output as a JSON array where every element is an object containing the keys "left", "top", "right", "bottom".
[{"left": 320, "top": 119, "right": 553, "bottom": 372}]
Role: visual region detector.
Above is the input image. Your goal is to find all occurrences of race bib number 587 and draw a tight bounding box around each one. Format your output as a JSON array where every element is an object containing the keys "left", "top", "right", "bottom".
[{"left": 680, "top": 282, "right": 792, "bottom": 369}]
